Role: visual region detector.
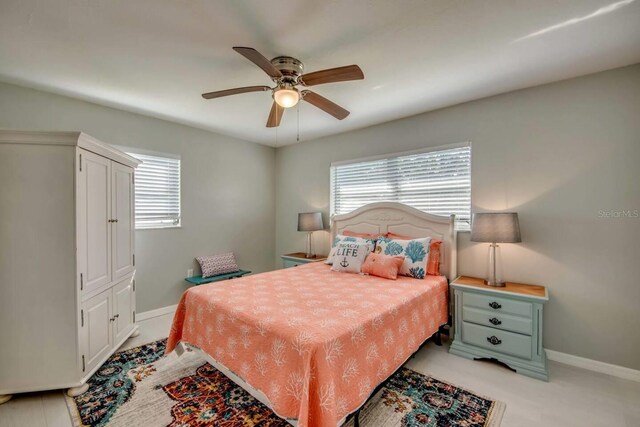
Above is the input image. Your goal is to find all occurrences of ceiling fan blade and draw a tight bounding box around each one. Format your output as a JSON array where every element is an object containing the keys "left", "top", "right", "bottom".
[
  {"left": 233, "top": 47, "right": 283, "bottom": 79},
  {"left": 202, "top": 86, "right": 270, "bottom": 99},
  {"left": 266, "top": 102, "right": 284, "bottom": 127},
  {"left": 301, "top": 91, "right": 350, "bottom": 120},
  {"left": 299, "top": 65, "right": 364, "bottom": 86}
]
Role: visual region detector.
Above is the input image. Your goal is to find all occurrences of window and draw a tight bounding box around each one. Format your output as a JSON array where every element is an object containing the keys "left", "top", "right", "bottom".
[
  {"left": 127, "top": 151, "right": 181, "bottom": 229},
  {"left": 330, "top": 144, "right": 471, "bottom": 228}
]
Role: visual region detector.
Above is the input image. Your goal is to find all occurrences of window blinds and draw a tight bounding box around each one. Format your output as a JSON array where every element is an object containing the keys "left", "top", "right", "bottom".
[
  {"left": 331, "top": 145, "right": 471, "bottom": 227},
  {"left": 128, "top": 152, "right": 181, "bottom": 229}
]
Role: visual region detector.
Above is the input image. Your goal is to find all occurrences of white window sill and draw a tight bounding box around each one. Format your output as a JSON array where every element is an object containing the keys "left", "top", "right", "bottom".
[{"left": 136, "top": 225, "right": 182, "bottom": 231}]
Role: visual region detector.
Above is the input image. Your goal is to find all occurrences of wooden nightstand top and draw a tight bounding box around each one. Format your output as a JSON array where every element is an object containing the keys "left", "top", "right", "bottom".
[
  {"left": 281, "top": 252, "right": 327, "bottom": 262},
  {"left": 451, "top": 276, "right": 548, "bottom": 301}
]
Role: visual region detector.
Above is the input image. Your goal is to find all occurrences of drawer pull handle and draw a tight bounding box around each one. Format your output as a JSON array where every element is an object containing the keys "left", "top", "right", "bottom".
[
  {"left": 489, "top": 302, "right": 502, "bottom": 309},
  {"left": 489, "top": 317, "right": 502, "bottom": 325},
  {"left": 487, "top": 336, "right": 502, "bottom": 345}
]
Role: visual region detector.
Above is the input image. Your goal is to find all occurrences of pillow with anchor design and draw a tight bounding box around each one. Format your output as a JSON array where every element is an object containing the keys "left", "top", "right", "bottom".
[
  {"left": 330, "top": 242, "right": 371, "bottom": 274},
  {"left": 324, "top": 234, "right": 376, "bottom": 265}
]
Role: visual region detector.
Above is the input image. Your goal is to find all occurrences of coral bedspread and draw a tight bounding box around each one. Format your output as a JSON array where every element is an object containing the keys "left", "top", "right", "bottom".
[{"left": 167, "top": 262, "right": 448, "bottom": 427}]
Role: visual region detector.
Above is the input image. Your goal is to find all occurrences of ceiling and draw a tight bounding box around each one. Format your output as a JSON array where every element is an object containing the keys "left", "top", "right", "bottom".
[{"left": 1, "top": 0, "right": 639, "bottom": 147}]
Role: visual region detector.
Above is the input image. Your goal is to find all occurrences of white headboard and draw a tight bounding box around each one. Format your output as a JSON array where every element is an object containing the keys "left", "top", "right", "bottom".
[{"left": 331, "top": 202, "right": 457, "bottom": 279}]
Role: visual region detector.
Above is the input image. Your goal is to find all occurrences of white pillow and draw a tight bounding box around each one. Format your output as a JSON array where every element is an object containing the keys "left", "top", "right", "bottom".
[
  {"left": 325, "top": 234, "right": 376, "bottom": 265},
  {"left": 330, "top": 242, "right": 370, "bottom": 274},
  {"left": 375, "top": 237, "right": 431, "bottom": 279}
]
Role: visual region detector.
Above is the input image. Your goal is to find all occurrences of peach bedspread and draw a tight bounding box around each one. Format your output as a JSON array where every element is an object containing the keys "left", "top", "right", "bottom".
[{"left": 167, "top": 262, "right": 448, "bottom": 427}]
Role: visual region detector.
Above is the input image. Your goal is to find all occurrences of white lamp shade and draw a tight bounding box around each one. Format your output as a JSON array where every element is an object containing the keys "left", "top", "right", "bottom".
[
  {"left": 470, "top": 212, "right": 521, "bottom": 243},
  {"left": 274, "top": 88, "right": 300, "bottom": 108},
  {"left": 297, "top": 212, "right": 324, "bottom": 232}
]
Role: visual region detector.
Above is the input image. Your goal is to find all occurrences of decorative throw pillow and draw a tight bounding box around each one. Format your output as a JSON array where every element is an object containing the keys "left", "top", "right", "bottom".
[
  {"left": 330, "top": 242, "right": 370, "bottom": 274},
  {"left": 386, "top": 233, "right": 443, "bottom": 276},
  {"left": 361, "top": 253, "right": 405, "bottom": 280},
  {"left": 196, "top": 252, "right": 239, "bottom": 278},
  {"left": 375, "top": 237, "right": 431, "bottom": 279},
  {"left": 426, "top": 240, "right": 442, "bottom": 275},
  {"left": 325, "top": 234, "right": 376, "bottom": 265}
]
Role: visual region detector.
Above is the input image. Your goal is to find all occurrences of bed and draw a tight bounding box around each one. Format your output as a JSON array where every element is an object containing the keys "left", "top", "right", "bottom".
[{"left": 166, "top": 202, "right": 457, "bottom": 427}]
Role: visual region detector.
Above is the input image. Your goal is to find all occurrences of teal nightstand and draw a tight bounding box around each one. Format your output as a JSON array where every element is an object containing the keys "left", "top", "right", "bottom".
[
  {"left": 281, "top": 252, "right": 327, "bottom": 268},
  {"left": 449, "top": 276, "right": 549, "bottom": 381}
]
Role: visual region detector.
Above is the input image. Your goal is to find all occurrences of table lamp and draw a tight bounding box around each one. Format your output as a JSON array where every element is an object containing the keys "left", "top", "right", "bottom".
[
  {"left": 470, "top": 212, "right": 521, "bottom": 287},
  {"left": 298, "top": 212, "right": 324, "bottom": 258}
]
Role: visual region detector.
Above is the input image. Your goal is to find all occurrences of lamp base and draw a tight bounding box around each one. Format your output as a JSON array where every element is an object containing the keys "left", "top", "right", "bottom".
[
  {"left": 305, "top": 232, "right": 316, "bottom": 259},
  {"left": 484, "top": 279, "right": 506, "bottom": 287}
]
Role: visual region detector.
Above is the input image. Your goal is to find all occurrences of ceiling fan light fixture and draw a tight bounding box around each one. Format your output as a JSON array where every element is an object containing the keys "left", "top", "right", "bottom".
[
  {"left": 273, "top": 85, "right": 300, "bottom": 108},
  {"left": 202, "top": 47, "right": 363, "bottom": 127}
]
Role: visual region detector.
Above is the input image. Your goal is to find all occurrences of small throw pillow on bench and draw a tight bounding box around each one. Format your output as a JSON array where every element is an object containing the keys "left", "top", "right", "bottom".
[{"left": 196, "top": 252, "right": 240, "bottom": 278}]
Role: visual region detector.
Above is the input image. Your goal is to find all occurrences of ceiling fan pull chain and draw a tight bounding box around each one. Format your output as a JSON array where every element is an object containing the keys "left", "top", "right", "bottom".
[{"left": 297, "top": 104, "right": 300, "bottom": 142}]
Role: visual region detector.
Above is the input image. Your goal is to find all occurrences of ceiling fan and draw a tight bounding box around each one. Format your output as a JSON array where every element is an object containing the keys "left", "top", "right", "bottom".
[{"left": 202, "top": 47, "right": 364, "bottom": 128}]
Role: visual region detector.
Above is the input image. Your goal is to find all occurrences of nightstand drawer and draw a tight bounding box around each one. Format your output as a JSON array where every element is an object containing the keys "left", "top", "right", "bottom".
[
  {"left": 463, "top": 306, "right": 533, "bottom": 335},
  {"left": 281, "top": 253, "right": 327, "bottom": 269},
  {"left": 462, "top": 321, "right": 532, "bottom": 360},
  {"left": 283, "top": 259, "right": 304, "bottom": 268},
  {"left": 463, "top": 292, "right": 532, "bottom": 318}
]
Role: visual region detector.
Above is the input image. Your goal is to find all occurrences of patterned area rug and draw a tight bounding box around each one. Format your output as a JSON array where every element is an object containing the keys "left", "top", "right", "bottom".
[{"left": 66, "top": 339, "right": 504, "bottom": 427}]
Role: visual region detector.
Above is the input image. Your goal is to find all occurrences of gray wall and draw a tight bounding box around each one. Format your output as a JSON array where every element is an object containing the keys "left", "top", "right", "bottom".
[
  {"left": 0, "top": 81, "right": 276, "bottom": 313},
  {"left": 1, "top": 64, "right": 639, "bottom": 370},
  {"left": 275, "top": 64, "right": 640, "bottom": 370}
]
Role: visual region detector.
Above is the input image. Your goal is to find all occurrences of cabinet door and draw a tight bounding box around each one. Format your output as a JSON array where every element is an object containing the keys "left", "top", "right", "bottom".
[
  {"left": 111, "top": 162, "right": 135, "bottom": 280},
  {"left": 113, "top": 276, "right": 135, "bottom": 344},
  {"left": 81, "top": 290, "right": 113, "bottom": 375},
  {"left": 77, "top": 149, "right": 112, "bottom": 293}
]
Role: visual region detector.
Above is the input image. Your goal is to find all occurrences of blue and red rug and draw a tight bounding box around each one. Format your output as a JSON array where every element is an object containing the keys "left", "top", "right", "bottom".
[{"left": 66, "top": 339, "right": 504, "bottom": 426}]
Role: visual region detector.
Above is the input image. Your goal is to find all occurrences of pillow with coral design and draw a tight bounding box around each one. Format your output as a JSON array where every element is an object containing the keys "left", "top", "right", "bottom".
[
  {"left": 386, "top": 233, "right": 443, "bottom": 276},
  {"left": 375, "top": 237, "right": 431, "bottom": 279}
]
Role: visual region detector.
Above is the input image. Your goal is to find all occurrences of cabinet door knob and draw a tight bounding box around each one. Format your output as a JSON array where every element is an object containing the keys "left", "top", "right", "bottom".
[
  {"left": 489, "top": 301, "right": 502, "bottom": 309},
  {"left": 487, "top": 336, "right": 502, "bottom": 345},
  {"left": 489, "top": 317, "right": 502, "bottom": 325}
]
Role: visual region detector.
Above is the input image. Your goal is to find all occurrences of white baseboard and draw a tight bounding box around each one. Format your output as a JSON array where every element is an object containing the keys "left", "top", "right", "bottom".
[
  {"left": 137, "top": 304, "right": 177, "bottom": 322},
  {"left": 547, "top": 349, "right": 640, "bottom": 382}
]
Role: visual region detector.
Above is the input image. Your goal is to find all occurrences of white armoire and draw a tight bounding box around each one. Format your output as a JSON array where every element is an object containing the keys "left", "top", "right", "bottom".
[{"left": 0, "top": 131, "right": 140, "bottom": 402}]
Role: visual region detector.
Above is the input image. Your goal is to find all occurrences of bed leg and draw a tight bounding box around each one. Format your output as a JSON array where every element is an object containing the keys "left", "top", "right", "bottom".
[
  {"left": 175, "top": 342, "right": 185, "bottom": 356},
  {"left": 434, "top": 330, "right": 442, "bottom": 346},
  {"left": 354, "top": 409, "right": 360, "bottom": 427}
]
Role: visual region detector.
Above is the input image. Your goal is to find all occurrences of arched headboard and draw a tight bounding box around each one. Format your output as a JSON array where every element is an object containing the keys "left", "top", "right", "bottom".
[{"left": 331, "top": 202, "right": 457, "bottom": 280}]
